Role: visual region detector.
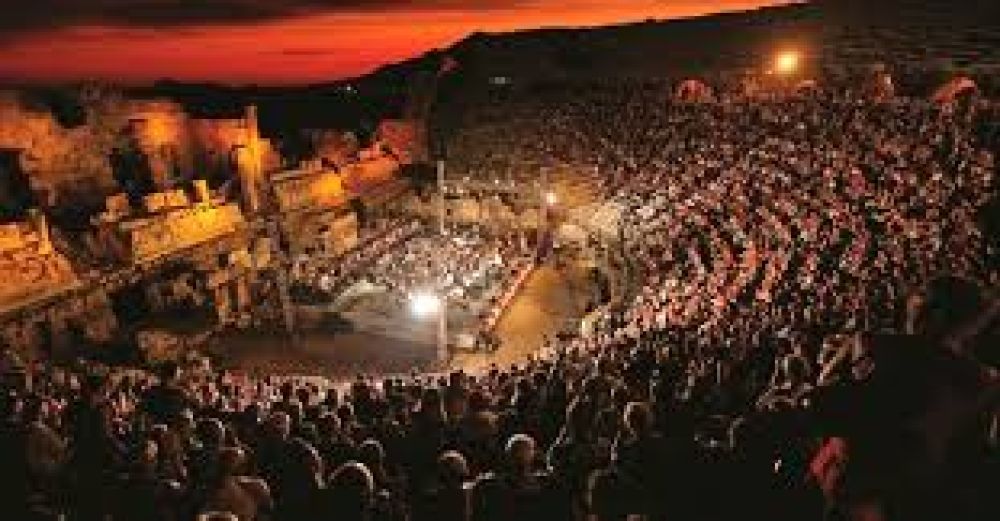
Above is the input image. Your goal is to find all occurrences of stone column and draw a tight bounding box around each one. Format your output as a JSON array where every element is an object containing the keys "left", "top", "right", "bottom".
[
  {"left": 237, "top": 105, "right": 263, "bottom": 214},
  {"left": 193, "top": 179, "right": 210, "bottom": 203},
  {"left": 214, "top": 285, "right": 231, "bottom": 325},
  {"left": 235, "top": 275, "right": 250, "bottom": 310},
  {"left": 147, "top": 149, "right": 173, "bottom": 190},
  {"left": 235, "top": 276, "right": 253, "bottom": 329},
  {"left": 28, "top": 208, "right": 51, "bottom": 254}
]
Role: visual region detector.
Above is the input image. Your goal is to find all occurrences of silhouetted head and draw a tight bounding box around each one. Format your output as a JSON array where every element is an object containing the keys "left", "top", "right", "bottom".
[
  {"left": 917, "top": 276, "right": 984, "bottom": 339},
  {"left": 437, "top": 450, "right": 469, "bottom": 486},
  {"left": 504, "top": 433, "right": 536, "bottom": 474},
  {"left": 327, "top": 462, "right": 375, "bottom": 521}
]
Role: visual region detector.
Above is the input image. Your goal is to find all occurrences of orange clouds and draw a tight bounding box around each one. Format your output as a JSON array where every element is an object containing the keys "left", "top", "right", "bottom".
[{"left": 0, "top": 1, "right": 790, "bottom": 84}]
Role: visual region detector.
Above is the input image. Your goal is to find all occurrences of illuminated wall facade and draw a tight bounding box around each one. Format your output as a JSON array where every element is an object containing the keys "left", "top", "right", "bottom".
[{"left": 0, "top": 88, "right": 276, "bottom": 214}]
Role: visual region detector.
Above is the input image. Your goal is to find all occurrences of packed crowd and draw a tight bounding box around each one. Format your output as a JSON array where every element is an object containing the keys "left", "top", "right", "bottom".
[
  {"left": 365, "top": 227, "right": 531, "bottom": 310},
  {"left": 450, "top": 76, "right": 997, "bottom": 363},
  {"left": 292, "top": 218, "right": 531, "bottom": 312},
  {"left": 1, "top": 77, "right": 998, "bottom": 521},
  {"left": 2, "top": 275, "right": 996, "bottom": 521},
  {"left": 290, "top": 219, "right": 423, "bottom": 301}
]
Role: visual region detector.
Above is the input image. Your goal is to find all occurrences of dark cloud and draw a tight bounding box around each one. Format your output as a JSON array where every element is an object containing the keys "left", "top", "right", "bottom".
[{"left": 1, "top": 0, "right": 525, "bottom": 40}]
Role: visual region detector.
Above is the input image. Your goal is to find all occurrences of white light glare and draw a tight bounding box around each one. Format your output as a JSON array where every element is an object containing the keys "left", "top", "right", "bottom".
[{"left": 409, "top": 292, "right": 441, "bottom": 316}]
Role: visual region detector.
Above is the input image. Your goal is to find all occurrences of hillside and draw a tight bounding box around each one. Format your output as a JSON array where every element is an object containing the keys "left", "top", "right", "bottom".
[
  {"left": 25, "top": 0, "right": 1000, "bottom": 137},
  {"left": 320, "top": 0, "right": 1000, "bottom": 133}
]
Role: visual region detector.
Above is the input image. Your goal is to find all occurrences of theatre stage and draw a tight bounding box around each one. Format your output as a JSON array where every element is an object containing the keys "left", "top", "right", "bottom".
[{"left": 208, "top": 263, "right": 595, "bottom": 379}]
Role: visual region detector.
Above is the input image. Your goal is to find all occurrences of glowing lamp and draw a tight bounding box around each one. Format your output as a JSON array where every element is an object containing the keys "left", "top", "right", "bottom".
[
  {"left": 409, "top": 292, "right": 441, "bottom": 317},
  {"left": 774, "top": 51, "right": 800, "bottom": 75}
]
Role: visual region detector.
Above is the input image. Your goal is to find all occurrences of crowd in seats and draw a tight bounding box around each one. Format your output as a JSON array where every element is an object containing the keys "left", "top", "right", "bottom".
[
  {"left": 292, "top": 219, "right": 532, "bottom": 341},
  {"left": 1, "top": 77, "right": 998, "bottom": 521},
  {"left": 291, "top": 219, "right": 423, "bottom": 299},
  {"left": 1, "top": 275, "right": 996, "bottom": 521},
  {"left": 364, "top": 227, "right": 531, "bottom": 310},
  {"left": 449, "top": 76, "right": 998, "bottom": 389}
]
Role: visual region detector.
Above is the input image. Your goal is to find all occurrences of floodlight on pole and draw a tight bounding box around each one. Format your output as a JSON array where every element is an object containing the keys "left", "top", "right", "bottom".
[
  {"left": 409, "top": 291, "right": 448, "bottom": 362},
  {"left": 409, "top": 292, "right": 442, "bottom": 317},
  {"left": 774, "top": 51, "right": 800, "bottom": 75}
]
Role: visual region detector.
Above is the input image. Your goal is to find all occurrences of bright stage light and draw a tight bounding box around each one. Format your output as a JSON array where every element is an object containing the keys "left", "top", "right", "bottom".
[
  {"left": 545, "top": 192, "right": 558, "bottom": 205},
  {"left": 409, "top": 292, "right": 441, "bottom": 316},
  {"left": 774, "top": 51, "right": 800, "bottom": 75}
]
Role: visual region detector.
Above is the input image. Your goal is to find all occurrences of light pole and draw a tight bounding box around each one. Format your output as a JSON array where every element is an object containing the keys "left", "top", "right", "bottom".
[
  {"left": 437, "top": 160, "right": 446, "bottom": 236},
  {"left": 410, "top": 291, "right": 448, "bottom": 362},
  {"left": 536, "top": 166, "right": 555, "bottom": 261},
  {"left": 438, "top": 298, "right": 448, "bottom": 363},
  {"left": 616, "top": 214, "right": 633, "bottom": 306}
]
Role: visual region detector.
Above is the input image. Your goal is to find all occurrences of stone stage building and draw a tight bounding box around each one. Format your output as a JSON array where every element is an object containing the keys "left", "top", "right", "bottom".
[{"left": 0, "top": 87, "right": 418, "bottom": 362}]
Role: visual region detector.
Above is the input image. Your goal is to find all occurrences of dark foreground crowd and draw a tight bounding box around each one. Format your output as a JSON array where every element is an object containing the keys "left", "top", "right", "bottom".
[
  {"left": 2, "top": 77, "right": 999, "bottom": 521},
  {"left": 1, "top": 275, "right": 997, "bottom": 521}
]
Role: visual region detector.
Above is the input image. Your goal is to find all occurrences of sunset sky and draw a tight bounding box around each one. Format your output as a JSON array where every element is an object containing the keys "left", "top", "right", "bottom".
[{"left": 0, "top": 1, "right": 790, "bottom": 85}]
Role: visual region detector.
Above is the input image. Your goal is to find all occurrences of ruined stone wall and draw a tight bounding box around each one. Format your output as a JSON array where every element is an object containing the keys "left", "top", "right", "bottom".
[
  {"left": 328, "top": 213, "right": 360, "bottom": 254},
  {"left": 272, "top": 169, "right": 349, "bottom": 212},
  {"left": 270, "top": 167, "right": 360, "bottom": 255},
  {"left": 116, "top": 203, "right": 245, "bottom": 264},
  {"left": 0, "top": 93, "right": 120, "bottom": 208},
  {"left": 279, "top": 209, "right": 359, "bottom": 256},
  {"left": 403, "top": 193, "right": 528, "bottom": 230},
  {"left": 0, "top": 90, "right": 289, "bottom": 359},
  {"left": 188, "top": 115, "right": 280, "bottom": 211},
  {"left": 342, "top": 155, "right": 400, "bottom": 194},
  {"left": 126, "top": 100, "right": 195, "bottom": 188},
  {"left": 188, "top": 118, "right": 245, "bottom": 185},
  {"left": 0, "top": 90, "right": 204, "bottom": 208},
  {"left": 308, "top": 129, "right": 360, "bottom": 167},
  {"left": 376, "top": 119, "right": 427, "bottom": 165},
  {"left": 0, "top": 220, "right": 77, "bottom": 305},
  {"left": 0, "top": 287, "right": 117, "bottom": 361},
  {"left": 0, "top": 89, "right": 276, "bottom": 214}
]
